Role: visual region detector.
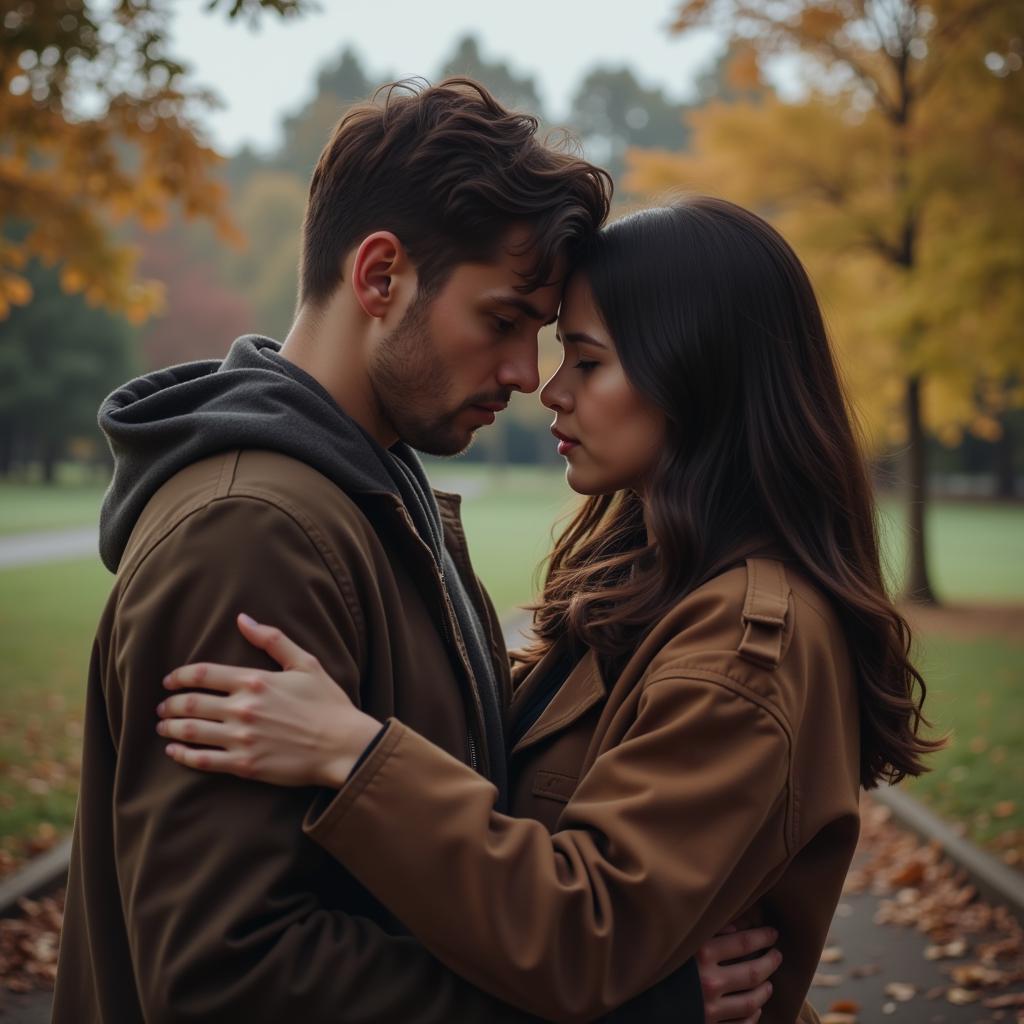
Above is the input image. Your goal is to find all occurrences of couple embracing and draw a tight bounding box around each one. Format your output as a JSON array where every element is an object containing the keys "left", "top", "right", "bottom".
[{"left": 53, "top": 78, "right": 935, "bottom": 1023}]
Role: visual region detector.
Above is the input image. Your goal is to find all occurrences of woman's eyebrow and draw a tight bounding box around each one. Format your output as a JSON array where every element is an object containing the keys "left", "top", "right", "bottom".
[{"left": 560, "top": 330, "right": 607, "bottom": 349}]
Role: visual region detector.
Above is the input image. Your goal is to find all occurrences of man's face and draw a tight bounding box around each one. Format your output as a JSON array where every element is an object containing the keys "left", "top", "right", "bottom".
[{"left": 367, "top": 227, "right": 563, "bottom": 456}]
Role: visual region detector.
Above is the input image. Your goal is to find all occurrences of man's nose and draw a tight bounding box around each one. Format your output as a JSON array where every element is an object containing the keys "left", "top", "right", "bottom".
[{"left": 497, "top": 339, "right": 541, "bottom": 394}]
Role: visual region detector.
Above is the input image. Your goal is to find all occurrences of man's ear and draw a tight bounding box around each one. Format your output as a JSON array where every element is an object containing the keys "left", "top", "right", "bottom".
[{"left": 350, "top": 231, "right": 416, "bottom": 320}]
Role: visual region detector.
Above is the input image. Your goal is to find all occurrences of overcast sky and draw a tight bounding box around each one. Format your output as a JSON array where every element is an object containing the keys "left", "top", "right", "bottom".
[{"left": 168, "top": 0, "right": 725, "bottom": 155}]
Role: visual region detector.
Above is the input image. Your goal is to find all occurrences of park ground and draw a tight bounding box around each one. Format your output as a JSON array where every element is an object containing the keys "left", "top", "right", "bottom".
[{"left": 0, "top": 465, "right": 1022, "bottom": 877}]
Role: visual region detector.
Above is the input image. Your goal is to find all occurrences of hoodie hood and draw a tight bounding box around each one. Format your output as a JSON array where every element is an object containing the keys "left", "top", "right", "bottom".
[
  {"left": 98, "top": 334, "right": 434, "bottom": 573},
  {"left": 98, "top": 333, "right": 509, "bottom": 807}
]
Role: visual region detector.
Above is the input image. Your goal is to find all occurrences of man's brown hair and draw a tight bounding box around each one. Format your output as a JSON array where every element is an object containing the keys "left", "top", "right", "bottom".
[{"left": 299, "top": 77, "right": 613, "bottom": 306}]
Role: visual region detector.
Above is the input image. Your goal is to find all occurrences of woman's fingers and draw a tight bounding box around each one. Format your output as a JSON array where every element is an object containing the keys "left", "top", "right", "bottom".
[
  {"left": 157, "top": 716, "right": 236, "bottom": 749},
  {"left": 701, "top": 925, "right": 778, "bottom": 965},
  {"left": 164, "top": 742, "right": 251, "bottom": 777},
  {"left": 158, "top": 690, "right": 236, "bottom": 723},
  {"left": 164, "top": 662, "right": 263, "bottom": 695},
  {"left": 237, "top": 613, "right": 318, "bottom": 671}
]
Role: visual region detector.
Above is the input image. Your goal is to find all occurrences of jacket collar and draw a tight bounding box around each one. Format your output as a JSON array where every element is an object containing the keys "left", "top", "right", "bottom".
[{"left": 508, "top": 640, "right": 605, "bottom": 758}]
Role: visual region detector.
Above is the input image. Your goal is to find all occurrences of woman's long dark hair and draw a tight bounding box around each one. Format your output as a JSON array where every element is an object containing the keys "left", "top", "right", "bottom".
[{"left": 521, "top": 196, "right": 940, "bottom": 789}]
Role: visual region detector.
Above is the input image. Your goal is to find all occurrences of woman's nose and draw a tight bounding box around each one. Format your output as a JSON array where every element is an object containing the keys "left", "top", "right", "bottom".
[{"left": 540, "top": 371, "right": 572, "bottom": 412}]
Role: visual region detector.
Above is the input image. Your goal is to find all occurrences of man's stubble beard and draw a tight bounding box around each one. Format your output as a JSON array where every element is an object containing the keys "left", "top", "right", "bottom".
[{"left": 367, "top": 292, "right": 472, "bottom": 457}]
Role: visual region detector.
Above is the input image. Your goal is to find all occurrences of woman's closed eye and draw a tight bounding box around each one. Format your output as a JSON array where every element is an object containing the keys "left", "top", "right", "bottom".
[{"left": 574, "top": 359, "right": 599, "bottom": 372}]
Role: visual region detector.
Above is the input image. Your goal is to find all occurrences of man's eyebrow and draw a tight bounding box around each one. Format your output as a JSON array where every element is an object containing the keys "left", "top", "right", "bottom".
[
  {"left": 489, "top": 294, "right": 558, "bottom": 326},
  {"left": 557, "top": 330, "right": 608, "bottom": 349}
]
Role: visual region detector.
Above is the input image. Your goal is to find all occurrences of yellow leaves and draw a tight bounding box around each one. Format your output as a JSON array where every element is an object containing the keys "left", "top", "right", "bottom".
[
  {"left": 0, "top": 273, "right": 33, "bottom": 308},
  {"left": 123, "top": 282, "right": 165, "bottom": 326},
  {"left": 970, "top": 414, "right": 1003, "bottom": 442},
  {"left": 651, "top": 0, "right": 1024, "bottom": 450},
  {"left": 0, "top": 67, "right": 236, "bottom": 324},
  {"left": 138, "top": 203, "right": 169, "bottom": 232},
  {"left": 797, "top": 5, "right": 847, "bottom": 43},
  {"left": 726, "top": 43, "right": 764, "bottom": 93},
  {"left": 60, "top": 266, "right": 86, "bottom": 294},
  {"left": 668, "top": 0, "right": 715, "bottom": 34}
]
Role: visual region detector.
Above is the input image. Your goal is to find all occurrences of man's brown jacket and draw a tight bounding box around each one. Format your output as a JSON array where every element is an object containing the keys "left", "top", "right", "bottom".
[{"left": 52, "top": 447, "right": 540, "bottom": 1023}]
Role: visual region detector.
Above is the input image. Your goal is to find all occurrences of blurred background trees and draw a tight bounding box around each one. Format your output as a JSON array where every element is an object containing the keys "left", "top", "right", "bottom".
[
  {"left": 1, "top": 1, "right": 1020, "bottom": 600},
  {"left": 628, "top": 0, "right": 1024, "bottom": 601}
]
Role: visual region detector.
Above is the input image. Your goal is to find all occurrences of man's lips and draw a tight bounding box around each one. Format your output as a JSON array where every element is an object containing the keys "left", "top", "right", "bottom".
[{"left": 473, "top": 402, "right": 509, "bottom": 413}]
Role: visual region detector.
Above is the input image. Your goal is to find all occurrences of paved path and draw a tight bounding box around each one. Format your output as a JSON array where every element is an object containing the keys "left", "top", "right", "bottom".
[
  {"left": 0, "top": 527, "right": 98, "bottom": 570},
  {"left": 815, "top": 864, "right": 1023, "bottom": 1022}
]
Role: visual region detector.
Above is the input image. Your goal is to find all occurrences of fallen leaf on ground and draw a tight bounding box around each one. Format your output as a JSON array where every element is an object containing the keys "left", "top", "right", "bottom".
[
  {"left": 890, "top": 860, "right": 926, "bottom": 886},
  {"left": 812, "top": 973, "right": 844, "bottom": 987},
  {"left": 946, "top": 986, "right": 981, "bottom": 1004},
  {"left": 828, "top": 999, "right": 860, "bottom": 1013},
  {"left": 950, "top": 963, "right": 1010, "bottom": 987},
  {"left": 925, "top": 938, "right": 968, "bottom": 960},
  {"left": 884, "top": 982, "right": 917, "bottom": 1002},
  {"left": 849, "top": 964, "right": 883, "bottom": 978},
  {"left": 983, "top": 992, "right": 1024, "bottom": 1008},
  {"left": 0, "top": 891, "right": 64, "bottom": 992}
]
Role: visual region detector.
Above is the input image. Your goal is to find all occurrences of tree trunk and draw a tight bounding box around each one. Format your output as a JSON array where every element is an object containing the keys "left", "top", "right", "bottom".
[
  {"left": 902, "top": 375, "right": 938, "bottom": 604},
  {"left": 994, "top": 413, "right": 1016, "bottom": 498},
  {"left": 0, "top": 426, "right": 12, "bottom": 478},
  {"left": 41, "top": 439, "right": 59, "bottom": 485}
]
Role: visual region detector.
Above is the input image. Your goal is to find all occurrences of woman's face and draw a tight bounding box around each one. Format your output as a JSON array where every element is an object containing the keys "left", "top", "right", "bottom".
[{"left": 541, "top": 274, "right": 666, "bottom": 496}]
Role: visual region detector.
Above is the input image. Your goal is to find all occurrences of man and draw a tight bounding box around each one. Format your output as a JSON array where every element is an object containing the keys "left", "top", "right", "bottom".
[{"left": 53, "top": 79, "right": 611, "bottom": 1022}]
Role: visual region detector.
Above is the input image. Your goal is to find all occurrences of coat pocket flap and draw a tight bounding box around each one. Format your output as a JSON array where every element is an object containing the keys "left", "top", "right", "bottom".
[{"left": 531, "top": 769, "right": 579, "bottom": 803}]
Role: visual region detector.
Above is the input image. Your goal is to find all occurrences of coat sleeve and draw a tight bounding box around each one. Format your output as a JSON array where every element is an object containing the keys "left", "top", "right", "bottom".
[
  {"left": 109, "top": 496, "right": 537, "bottom": 1024},
  {"left": 304, "top": 670, "right": 792, "bottom": 1023}
]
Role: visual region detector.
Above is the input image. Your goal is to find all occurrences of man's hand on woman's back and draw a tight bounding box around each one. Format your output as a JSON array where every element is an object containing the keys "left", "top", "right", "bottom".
[{"left": 698, "top": 925, "right": 782, "bottom": 1023}]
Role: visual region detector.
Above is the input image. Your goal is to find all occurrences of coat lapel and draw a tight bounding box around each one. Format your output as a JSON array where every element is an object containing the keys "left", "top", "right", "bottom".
[{"left": 510, "top": 647, "right": 606, "bottom": 758}]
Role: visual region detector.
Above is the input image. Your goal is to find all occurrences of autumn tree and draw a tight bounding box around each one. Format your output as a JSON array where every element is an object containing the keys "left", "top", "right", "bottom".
[
  {"left": 0, "top": 261, "right": 138, "bottom": 480},
  {"left": 567, "top": 66, "right": 691, "bottom": 185},
  {"left": 271, "top": 47, "right": 382, "bottom": 181},
  {"left": 0, "top": 0, "right": 310, "bottom": 324},
  {"left": 440, "top": 34, "right": 547, "bottom": 117},
  {"left": 135, "top": 225, "right": 255, "bottom": 370},
  {"left": 628, "top": 0, "right": 1023, "bottom": 601}
]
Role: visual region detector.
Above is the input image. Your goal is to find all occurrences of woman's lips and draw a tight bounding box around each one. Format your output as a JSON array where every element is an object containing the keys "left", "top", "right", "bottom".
[{"left": 551, "top": 427, "right": 580, "bottom": 456}]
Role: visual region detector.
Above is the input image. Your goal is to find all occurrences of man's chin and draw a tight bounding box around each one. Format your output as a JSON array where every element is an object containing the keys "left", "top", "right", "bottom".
[{"left": 404, "top": 425, "right": 477, "bottom": 458}]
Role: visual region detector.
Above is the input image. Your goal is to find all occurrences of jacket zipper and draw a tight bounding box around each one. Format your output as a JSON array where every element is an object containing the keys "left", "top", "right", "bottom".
[{"left": 395, "top": 506, "right": 487, "bottom": 776}]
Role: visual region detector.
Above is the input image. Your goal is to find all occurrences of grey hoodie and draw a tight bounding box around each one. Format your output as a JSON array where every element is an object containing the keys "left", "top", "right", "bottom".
[{"left": 98, "top": 334, "right": 507, "bottom": 804}]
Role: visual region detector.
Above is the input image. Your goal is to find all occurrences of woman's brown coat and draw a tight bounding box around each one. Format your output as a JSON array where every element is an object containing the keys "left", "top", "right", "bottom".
[{"left": 305, "top": 556, "right": 863, "bottom": 1023}]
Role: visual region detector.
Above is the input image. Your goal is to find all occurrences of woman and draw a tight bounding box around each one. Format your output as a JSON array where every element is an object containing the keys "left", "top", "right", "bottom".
[{"left": 156, "top": 197, "right": 938, "bottom": 1022}]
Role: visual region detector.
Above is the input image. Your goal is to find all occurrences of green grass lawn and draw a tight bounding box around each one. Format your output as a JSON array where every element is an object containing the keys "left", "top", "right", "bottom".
[
  {"left": 430, "top": 465, "right": 579, "bottom": 614},
  {"left": 905, "top": 634, "right": 1024, "bottom": 859},
  {"left": 0, "top": 474, "right": 107, "bottom": 537},
  {"left": 0, "top": 469, "right": 1021, "bottom": 872},
  {"left": 0, "top": 559, "right": 111, "bottom": 866},
  {"left": 877, "top": 497, "right": 1024, "bottom": 600}
]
